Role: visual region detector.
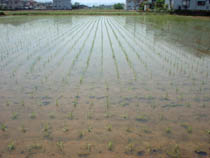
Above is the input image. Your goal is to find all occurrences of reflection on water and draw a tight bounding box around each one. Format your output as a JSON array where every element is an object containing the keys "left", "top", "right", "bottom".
[{"left": 0, "top": 15, "right": 210, "bottom": 158}]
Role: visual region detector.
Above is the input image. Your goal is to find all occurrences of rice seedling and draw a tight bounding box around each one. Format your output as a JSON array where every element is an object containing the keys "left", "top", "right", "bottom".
[
  {"left": 186, "top": 126, "right": 192, "bottom": 134},
  {"left": 126, "top": 127, "right": 132, "bottom": 133},
  {"left": 166, "top": 127, "right": 172, "bottom": 134},
  {"left": 166, "top": 144, "right": 181, "bottom": 158},
  {"left": 89, "top": 101, "right": 94, "bottom": 109},
  {"left": 136, "top": 115, "right": 149, "bottom": 122},
  {"left": 11, "top": 112, "right": 18, "bottom": 120},
  {"left": 30, "top": 112, "right": 36, "bottom": 119},
  {"left": 87, "top": 112, "right": 92, "bottom": 120},
  {"left": 104, "top": 112, "right": 111, "bottom": 118},
  {"left": 108, "top": 141, "right": 113, "bottom": 151},
  {"left": 105, "top": 95, "right": 110, "bottom": 110},
  {"left": 79, "top": 131, "right": 85, "bottom": 139},
  {"left": 181, "top": 124, "right": 192, "bottom": 134},
  {"left": 164, "top": 92, "right": 169, "bottom": 100},
  {"left": 179, "top": 93, "right": 184, "bottom": 101},
  {"left": 49, "top": 113, "right": 55, "bottom": 119},
  {"left": 56, "top": 141, "right": 64, "bottom": 152},
  {"left": 106, "top": 125, "right": 112, "bottom": 132},
  {"left": 6, "top": 101, "right": 10, "bottom": 106},
  {"left": 160, "top": 114, "right": 166, "bottom": 121},
  {"left": 73, "top": 99, "right": 78, "bottom": 108},
  {"left": 8, "top": 142, "right": 15, "bottom": 151},
  {"left": 21, "top": 100, "right": 25, "bottom": 106},
  {"left": 42, "top": 123, "right": 51, "bottom": 132},
  {"left": 20, "top": 125, "right": 27, "bottom": 133},
  {"left": 62, "top": 126, "right": 69, "bottom": 132},
  {"left": 56, "top": 99, "right": 59, "bottom": 106},
  {"left": 143, "top": 127, "right": 151, "bottom": 134},
  {"left": 125, "top": 143, "right": 135, "bottom": 153},
  {"left": 43, "top": 131, "right": 51, "bottom": 139},
  {"left": 87, "top": 126, "right": 92, "bottom": 132},
  {"left": 150, "top": 104, "right": 156, "bottom": 109},
  {"left": 201, "top": 103, "right": 206, "bottom": 108},
  {"left": 67, "top": 112, "right": 73, "bottom": 120},
  {"left": 87, "top": 144, "right": 92, "bottom": 152},
  {"left": 28, "top": 143, "right": 42, "bottom": 152},
  {"left": 147, "top": 95, "right": 154, "bottom": 100},
  {"left": 186, "top": 103, "right": 191, "bottom": 108},
  {"left": 42, "top": 123, "right": 52, "bottom": 139},
  {"left": 121, "top": 114, "right": 128, "bottom": 119},
  {"left": 120, "top": 102, "right": 129, "bottom": 107},
  {"left": 176, "top": 88, "right": 179, "bottom": 94},
  {"left": 1, "top": 124, "right": 8, "bottom": 131}
]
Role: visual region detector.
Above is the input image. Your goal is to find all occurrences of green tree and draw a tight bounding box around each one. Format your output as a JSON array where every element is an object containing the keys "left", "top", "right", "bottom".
[
  {"left": 72, "top": 2, "right": 80, "bottom": 9},
  {"left": 113, "top": 3, "right": 124, "bottom": 10},
  {"left": 155, "top": 0, "right": 165, "bottom": 9}
]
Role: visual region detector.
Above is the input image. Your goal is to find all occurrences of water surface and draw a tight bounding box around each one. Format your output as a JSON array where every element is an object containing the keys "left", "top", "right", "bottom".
[{"left": 0, "top": 15, "right": 210, "bottom": 158}]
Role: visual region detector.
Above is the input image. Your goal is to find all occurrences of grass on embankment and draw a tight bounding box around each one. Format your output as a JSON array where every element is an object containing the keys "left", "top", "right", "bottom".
[
  {"left": 0, "top": 11, "right": 5, "bottom": 16},
  {"left": 1, "top": 9, "right": 165, "bottom": 16}
]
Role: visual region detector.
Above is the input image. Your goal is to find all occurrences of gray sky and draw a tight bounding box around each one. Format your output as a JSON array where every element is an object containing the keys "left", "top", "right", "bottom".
[
  {"left": 39, "top": 0, "right": 125, "bottom": 5},
  {"left": 72, "top": 0, "right": 125, "bottom": 5}
]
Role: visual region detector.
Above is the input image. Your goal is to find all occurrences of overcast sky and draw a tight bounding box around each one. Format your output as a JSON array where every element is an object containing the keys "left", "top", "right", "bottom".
[
  {"left": 39, "top": 0, "right": 125, "bottom": 5},
  {"left": 72, "top": 0, "right": 125, "bottom": 5}
]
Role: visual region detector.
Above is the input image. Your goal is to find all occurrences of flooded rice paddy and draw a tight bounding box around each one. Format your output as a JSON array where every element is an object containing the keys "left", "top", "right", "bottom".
[{"left": 0, "top": 15, "right": 210, "bottom": 158}]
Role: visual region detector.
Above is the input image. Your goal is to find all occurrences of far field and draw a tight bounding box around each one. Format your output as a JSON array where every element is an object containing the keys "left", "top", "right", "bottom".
[{"left": 1, "top": 9, "right": 145, "bottom": 16}]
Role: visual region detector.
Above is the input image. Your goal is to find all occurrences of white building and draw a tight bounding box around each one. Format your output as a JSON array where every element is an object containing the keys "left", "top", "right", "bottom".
[
  {"left": 165, "top": 0, "right": 210, "bottom": 11},
  {"left": 53, "top": 0, "right": 71, "bottom": 10}
]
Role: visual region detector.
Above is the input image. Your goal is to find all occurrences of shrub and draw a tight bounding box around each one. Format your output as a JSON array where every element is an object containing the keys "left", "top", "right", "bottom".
[
  {"left": 114, "top": 3, "right": 124, "bottom": 10},
  {"left": 0, "top": 12, "right": 5, "bottom": 16}
]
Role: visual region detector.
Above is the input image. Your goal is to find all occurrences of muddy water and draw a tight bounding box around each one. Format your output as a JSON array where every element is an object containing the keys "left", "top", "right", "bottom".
[{"left": 0, "top": 15, "right": 210, "bottom": 158}]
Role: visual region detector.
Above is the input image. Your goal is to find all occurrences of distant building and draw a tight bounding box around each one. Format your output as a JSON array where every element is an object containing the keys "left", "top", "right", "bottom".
[
  {"left": 165, "top": 0, "right": 210, "bottom": 11},
  {"left": 53, "top": 0, "right": 72, "bottom": 10},
  {"left": 5, "top": 0, "right": 37, "bottom": 10},
  {"left": 36, "top": 2, "right": 52, "bottom": 9},
  {"left": 143, "top": 0, "right": 156, "bottom": 11},
  {"left": 126, "top": 0, "right": 156, "bottom": 10},
  {"left": 0, "top": 0, "right": 8, "bottom": 9},
  {"left": 98, "top": 4, "right": 114, "bottom": 9},
  {"left": 8, "top": 0, "right": 24, "bottom": 9},
  {"left": 126, "top": 0, "right": 142, "bottom": 10}
]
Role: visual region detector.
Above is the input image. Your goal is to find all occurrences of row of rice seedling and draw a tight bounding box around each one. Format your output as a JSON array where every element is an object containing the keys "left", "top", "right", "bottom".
[
  {"left": 100, "top": 17, "right": 104, "bottom": 76},
  {"left": 108, "top": 18, "right": 150, "bottom": 80},
  {"left": 0, "top": 21, "right": 67, "bottom": 69},
  {"left": 114, "top": 16, "right": 209, "bottom": 91},
  {"left": 33, "top": 19, "right": 94, "bottom": 84},
  {"left": 105, "top": 18, "right": 137, "bottom": 81},
  {"left": 104, "top": 18, "right": 120, "bottom": 80},
  {"left": 63, "top": 19, "right": 98, "bottom": 84},
  {"left": 79, "top": 18, "right": 100, "bottom": 85},
  {"left": 25, "top": 20, "right": 91, "bottom": 75},
  {"left": 33, "top": 19, "right": 93, "bottom": 72},
  {"left": 116, "top": 17, "right": 209, "bottom": 81}
]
